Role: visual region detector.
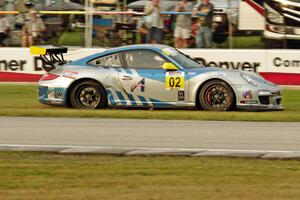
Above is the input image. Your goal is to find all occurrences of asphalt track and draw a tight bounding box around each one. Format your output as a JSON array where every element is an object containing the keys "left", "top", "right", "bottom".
[{"left": 0, "top": 117, "right": 300, "bottom": 153}]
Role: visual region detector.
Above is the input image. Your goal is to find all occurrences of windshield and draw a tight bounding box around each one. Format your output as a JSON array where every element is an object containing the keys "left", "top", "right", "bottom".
[{"left": 162, "top": 48, "right": 203, "bottom": 69}]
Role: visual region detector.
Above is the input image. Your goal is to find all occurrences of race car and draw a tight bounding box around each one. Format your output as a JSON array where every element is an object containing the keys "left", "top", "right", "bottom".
[{"left": 30, "top": 44, "right": 283, "bottom": 111}]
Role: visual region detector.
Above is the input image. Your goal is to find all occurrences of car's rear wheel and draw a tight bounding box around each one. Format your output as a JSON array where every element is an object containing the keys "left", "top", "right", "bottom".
[
  {"left": 70, "top": 80, "right": 107, "bottom": 109},
  {"left": 199, "top": 80, "right": 235, "bottom": 111}
]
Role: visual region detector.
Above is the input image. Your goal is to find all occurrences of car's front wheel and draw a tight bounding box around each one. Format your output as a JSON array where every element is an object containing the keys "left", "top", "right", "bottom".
[
  {"left": 198, "top": 80, "right": 235, "bottom": 111},
  {"left": 70, "top": 80, "right": 107, "bottom": 109}
]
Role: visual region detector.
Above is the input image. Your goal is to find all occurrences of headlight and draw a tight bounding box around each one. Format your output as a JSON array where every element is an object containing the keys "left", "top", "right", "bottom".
[
  {"left": 258, "top": 90, "right": 272, "bottom": 95},
  {"left": 241, "top": 73, "right": 259, "bottom": 86},
  {"left": 265, "top": 3, "right": 284, "bottom": 24}
]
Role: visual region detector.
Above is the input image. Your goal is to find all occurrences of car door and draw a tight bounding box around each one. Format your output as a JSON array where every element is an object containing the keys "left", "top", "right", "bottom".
[
  {"left": 118, "top": 49, "right": 188, "bottom": 106},
  {"left": 87, "top": 52, "right": 130, "bottom": 106}
]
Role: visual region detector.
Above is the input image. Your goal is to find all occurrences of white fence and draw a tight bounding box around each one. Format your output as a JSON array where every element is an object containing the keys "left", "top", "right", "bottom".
[{"left": 0, "top": 48, "right": 299, "bottom": 84}]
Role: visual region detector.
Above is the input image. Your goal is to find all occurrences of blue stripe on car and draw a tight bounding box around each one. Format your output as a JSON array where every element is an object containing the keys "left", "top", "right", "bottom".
[
  {"left": 149, "top": 98, "right": 173, "bottom": 107},
  {"left": 127, "top": 94, "right": 137, "bottom": 106},
  {"left": 135, "top": 69, "right": 165, "bottom": 83},
  {"left": 115, "top": 91, "right": 127, "bottom": 105},
  {"left": 137, "top": 96, "right": 148, "bottom": 106},
  {"left": 106, "top": 89, "right": 116, "bottom": 106},
  {"left": 38, "top": 86, "right": 48, "bottom": 99}
]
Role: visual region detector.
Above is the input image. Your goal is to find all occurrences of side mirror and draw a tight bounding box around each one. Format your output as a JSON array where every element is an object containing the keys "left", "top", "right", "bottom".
[{"left": 162, "top": 62, "right": 179, "bottom": 71}]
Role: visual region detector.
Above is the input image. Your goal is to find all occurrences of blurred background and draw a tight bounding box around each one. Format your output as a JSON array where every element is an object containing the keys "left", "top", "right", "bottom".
[{"left": 0, "top": 0, "right": 299, "bottom": 49}]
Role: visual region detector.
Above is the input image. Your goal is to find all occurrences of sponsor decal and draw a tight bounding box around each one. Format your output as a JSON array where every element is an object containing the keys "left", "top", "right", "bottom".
[
  {"left": 131, "top": 78, "right": 145, "bottom": 92},
  {"left": 240, "top": 99, "right": 258, "bottom": 104},
  {"left": 241, "top": 91, "right": 257, "bottom": 104},
  {"left": 47, "top": 88, "right": 65, "bottom": 99},
  {"left": 178, "top": 91, "right": 185, "bottom": 101},
  {"left": 63, "top": 71, "right": 78, "bottom": 79},
  {"left": 0, "top": 56, "right": 70, "bottom": 73},
  {"left": 243, "top": 91, "right": 253, "bottom": 99},
  {"left": 54, "top": 88, "right": 64, "bottom": 99},
  {"left": 165, "top": 71, "right": 185, "bottom": 91},
  {"left": 0, "top": 60, "right": 26, "bottom": 71},
  {"left": 194, "top": 57, "right": 260, "bottom": 72},
  {"left": 211, "top": 72, "right": 226, "bottom": 76},
  {"left": 48, "top": 90, "right": 55, "bottom": 99},
  {"left": 273, "top": 57, "right": 300, "bottom": 68},
  {"left": 47, "top": 100, "right": 63, "bottom": 105},
  {"left": 34, "top": 57, "right": 44, "bottom": 71}
]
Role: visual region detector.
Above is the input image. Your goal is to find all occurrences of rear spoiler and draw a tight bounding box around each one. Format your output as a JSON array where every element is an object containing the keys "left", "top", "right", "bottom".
[{"left": 30, "top": 45, "right": 68, "bottom": 72}]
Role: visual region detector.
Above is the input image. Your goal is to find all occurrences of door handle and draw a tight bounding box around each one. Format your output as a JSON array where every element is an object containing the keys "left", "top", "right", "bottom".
[{"left": 121, "top": 75, "right": 133, "bottom": 80}]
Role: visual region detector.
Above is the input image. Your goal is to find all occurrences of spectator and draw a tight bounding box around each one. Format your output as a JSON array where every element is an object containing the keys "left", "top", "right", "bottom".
[
  {"left": 174, "top": 0, "right": 193, "bottom": 48},
  {"left": 193, "top": 0, "right": 214, "bottom": 48},
  {"left": 21, "top": 10, "right": 45, "bottom": 47},
  {"left": 144, "top": 0, "right": 164, "bottom": 44},
  {"left": 137, "top": 17, "right": 148, "bottom": 44},
  {"left": 0, "top": 15, "right": 10, "bottom": 47}
]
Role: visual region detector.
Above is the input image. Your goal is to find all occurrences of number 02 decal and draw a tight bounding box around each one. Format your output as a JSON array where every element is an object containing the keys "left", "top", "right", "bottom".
[{"left": 165, "top": 71, "right": 184, "bottom": 91}]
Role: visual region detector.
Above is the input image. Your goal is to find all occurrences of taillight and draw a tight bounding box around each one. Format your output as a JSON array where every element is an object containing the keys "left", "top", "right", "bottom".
[{"left": 40, "top": 73, "right": 60, "bottom": 81}]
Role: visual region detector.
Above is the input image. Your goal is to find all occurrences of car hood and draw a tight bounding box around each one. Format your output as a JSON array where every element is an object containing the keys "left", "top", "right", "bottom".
[
  {"left": 186, "top": 66, "right": 228, "bottom": 75},
  {"left": 187, "top": 67, "right": 277, "bottom": 87}
]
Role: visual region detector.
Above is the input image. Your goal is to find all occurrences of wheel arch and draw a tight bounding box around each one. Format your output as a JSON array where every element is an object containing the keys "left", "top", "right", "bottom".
[
  {"left": 66, "top": 78, "right": 107, "bottom": 107},
  {"left": 195, "top": 78, "right": 236, "bottom": 109}
]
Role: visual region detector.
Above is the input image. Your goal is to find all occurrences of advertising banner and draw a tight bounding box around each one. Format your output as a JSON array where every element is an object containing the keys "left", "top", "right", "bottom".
[
  {"left": 0, "top": 48, "right": 103, "bottom": 82},
  {"left": 181, "top": 49, "right": 300, "bottom": 85},
  {"left": 0, "top": 48, "right": 299, "bottom": 85}
]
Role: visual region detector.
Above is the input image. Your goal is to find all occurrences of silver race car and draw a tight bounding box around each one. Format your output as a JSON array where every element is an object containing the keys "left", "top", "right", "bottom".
[{"left": 30, "top": 44, "right": 283, "bottom": 111}]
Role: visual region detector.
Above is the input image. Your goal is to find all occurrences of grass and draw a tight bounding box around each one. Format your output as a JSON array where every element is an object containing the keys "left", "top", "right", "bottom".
[
  {"left": 215, "top": 35, "right": 264, "bottom": 49},
  {"left": 0, "top": 84, "right": 299, "bottom": 121},
  {"left": 58, "top": 28, "right": 85, "bottom": 46},
  {"left": 57, "top": 28, "right": 263, "bottom": 48},
  {"left": 0, "top": 151, "right": 299, "bottom": 200}
]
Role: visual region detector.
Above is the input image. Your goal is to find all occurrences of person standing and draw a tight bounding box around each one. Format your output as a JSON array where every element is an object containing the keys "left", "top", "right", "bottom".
[
  {"left": 137, "top": 17, "right": 148, "bottom": 44},
  {"left": 0, "top": 15, "right": 10, "bottom": 46},
  {"left": 193, "top": 0, "right": 214, "bottom": 48},
  {"left": 174, "top": 0, "right": 193, "bottom": 48},
  {"left": 144, "top": 0, "right": 164, "bottom": 44},
  {"left": 21, "top": 10, "right": 45, "bottom": 47}
]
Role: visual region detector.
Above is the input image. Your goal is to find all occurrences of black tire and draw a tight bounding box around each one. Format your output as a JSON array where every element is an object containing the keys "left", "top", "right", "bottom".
[
  {"left": 70, "top": 80, "right": 107, "bottom": 109},
  {"left": 199, "top": 80, "right": 235, "bottom": 111}
]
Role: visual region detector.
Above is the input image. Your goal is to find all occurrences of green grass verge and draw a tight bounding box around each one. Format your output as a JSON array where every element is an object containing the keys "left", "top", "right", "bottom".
[
  {"left": 0, "top": 151, "right": 299, "bottom": 200},
  {"left": 58, "top": 29, "right": 85, "bottom": 46},
  {"left": 215, "top": 36, "right": 263, "bottom": 49},
  {"left": 57, "top": 29, "right": 263, "bottom": 49},
  {"left": 0, "top": 84, "right": 300, "bottom": 121}
]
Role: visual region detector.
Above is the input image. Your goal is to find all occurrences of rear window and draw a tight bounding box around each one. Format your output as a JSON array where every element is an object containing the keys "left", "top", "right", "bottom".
[{"left": 88, "top": 53, "right": 122, "bottom": 68}]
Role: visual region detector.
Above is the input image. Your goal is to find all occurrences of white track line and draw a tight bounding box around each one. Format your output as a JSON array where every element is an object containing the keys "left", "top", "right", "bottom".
[{"left": 1, "top": 144, "right": 300, "bottom": 154}]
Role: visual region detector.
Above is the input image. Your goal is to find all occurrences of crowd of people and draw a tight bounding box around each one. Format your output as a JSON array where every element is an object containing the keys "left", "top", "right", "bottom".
[
  {"left": 0, "top": 0, "right": 214, "bottom": 48},
  {"left": 0, "top": 9, "right": 45, "bottom": 47},
  {"left": 0, "top": 14, "right": 10, "bottom": 47},
  {"left": 142, "top": 0, "right": 214, "bottom": 48},
  {"left": 20, "top": 10, "right": 46, "bottom": 47}
]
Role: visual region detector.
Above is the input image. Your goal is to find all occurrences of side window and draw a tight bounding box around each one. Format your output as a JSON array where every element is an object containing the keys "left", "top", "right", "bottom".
[
  {"left": 88, "top": 53, "right": 121, "bottom": 68},
  {"left": 123, "top": 50, "right": 167, "bottom": 69}
]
